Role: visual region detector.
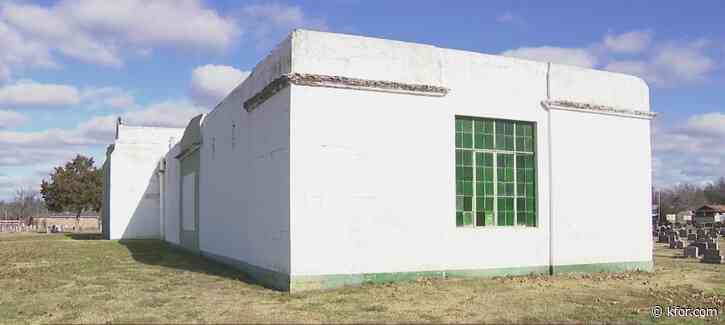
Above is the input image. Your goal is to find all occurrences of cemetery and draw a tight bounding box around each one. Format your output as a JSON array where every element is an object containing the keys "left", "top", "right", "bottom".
[{"left": 655, "top": 223, "right": 725, "bottom": 264}]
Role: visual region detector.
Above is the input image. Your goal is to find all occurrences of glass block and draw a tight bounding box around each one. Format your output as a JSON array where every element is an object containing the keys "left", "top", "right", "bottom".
[
  {"left": 517, "top": 212, "right": 527, "bottom": 225},
  {"left": 473, "top": 120, "right": 484, "bottom": 134},
  {"left": 475, "top": 182, "right": 484, "bottom": 194},
  {"left": 463, "top": 212, "right": 473, "bottom": 226},
  {"left": 456, "top": 133, "right": 463, "bottom": 148},
  {"left": 456, "top": 212, "right": 463, "bottom": 226},
  {"left": 485, "top": 168, "right": 494, "bottom": 180},
  {"left": 461, "top": 134, "right": 473, "bottom": 148},
  {"left": 463, "top": 181, "right": 473, "bottom": 195},
  {"left": 475, "top": 167, "right": 485, "bottom": 180},
  {"left": 517, "top": 123, "right": 532, "bottom": 136},
  {"left": 484, "top": 182, "right": 494, "bottom": 195},
  {"left": 458, "top": 119, "right": 473, "bottom": 132},
  {"left": 462, "top": 151, "right": 473, "bottom": 166},
  {"left": 476, "top": 212, "right": 485, "bottom": 226},
  {"left": 497, "top": 121, "right": 514, "bottom": 134},
  {"left": 474, "top": 135, "right": 485, "bottom": 149},
  {"left": 476, "top": 197, "right": 485, "bottom": 211},
  {"left": 463, "top": 167, "right": 473, "bottom": 180},
  {"left": 456, "top": 196, "right": 463, "bottom": 211},
  {"left": 517, "top": 198, "right": 526, "bottom": 211},
  {"left": 463, "top": 196, "right": 473, "bottom": 211}
]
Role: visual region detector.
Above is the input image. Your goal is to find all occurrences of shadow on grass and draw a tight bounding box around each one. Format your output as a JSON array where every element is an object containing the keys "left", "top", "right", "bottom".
[
  {"left": 65, "top": 233, "right": 104, "bottom": 240},
  {"left": 117, "top": 239, "right": 259, "bottom": 287}
]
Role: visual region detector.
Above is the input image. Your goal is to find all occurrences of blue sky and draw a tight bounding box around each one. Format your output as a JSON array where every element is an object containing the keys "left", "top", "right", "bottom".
[{"left": 0, "top": 0, "right": 723, "bottom": 200}]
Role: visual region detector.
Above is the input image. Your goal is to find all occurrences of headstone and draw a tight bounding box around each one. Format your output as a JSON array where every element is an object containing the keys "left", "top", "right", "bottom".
[
  {"left": 687, "top": 234, "right": 697, "bottom": 241},
  {"left": 702, "top": 249, "right": 723, "bottom": 264},
  {"left": 685, "top": 245, "right": 699, "bottom": 258},
  {"left": 679, "top": 229, "right": 687, "bottom": 237},
  {"left": 709, "top": 240, "right": 720, "bottom": 251},
  {"left": 694, "top": 241, "right": 708, "bottom": 255},
  {"left": 658, "top": 233, "right": 669, "bottom": 243}
]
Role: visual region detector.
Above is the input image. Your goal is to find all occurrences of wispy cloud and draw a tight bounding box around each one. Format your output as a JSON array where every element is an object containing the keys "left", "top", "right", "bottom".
[
  {"left": 501, "top": 30, "right": 718, "bottom": 87},
  {"left": 190, "top": 65, "right": 250, "bottom": 109},
  {"left": 0, "top": 0, "right": 239, "bottom": 80},
  {"left": 496, "top": 12, "right": 525, "bottom": 27}
]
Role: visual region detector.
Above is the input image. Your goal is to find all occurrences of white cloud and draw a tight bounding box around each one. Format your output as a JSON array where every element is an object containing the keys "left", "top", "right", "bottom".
[
  {"left": 0, "top": 99, "right": 205, "bottom": 160},
  {"left": 502, "top": 30, "right": 717, "bottom": 87},
  {"left": 500, "top": 46, "right": 598, "bottom": 68},
  {"left": 80, "top": 87, "right": 138, "bottom": 110},
  {"left": 604, "top": 60, "right": 664, "bottom": 85},
  {"left": 653, "top": 41, "right": 714, "bottom": 82},
  {"left": 603, "top": 30, "right": 651, "bottom": 53},
  {"left": 240, "top": 3, "right": 328, "bottom": 46},
  {"left": 0, "top": 109, "right": 27, "bottom": 129},
  {"left": 120, "top": 100, "right": 206, "bottom": 128},
  {"left": 605, "top": 40, "right": 715, "bottom": 87},
  {"left": 653, "top": 113, "right": 725, "bottom": 186},
  {"left": 190, "top": 65, "right": 250, "bottom": 108},
  {"left": 684, "top": 113, "right": 725, "bottom": 136},
  {"left": 0, "top": 20, "right": 56, "bottom": 81},
  {"left": 0, "top": 80, "right": 80, "bottom": 106},
  {"left": 59, "top": 0, "right": 239, "bottom": 51},
  {"left": 496, "top": 12, "right": 525, "bottom": 26},
  {"left": 242, "top": 3, "right": 326, "bottom": 29},
  {"left": 0, "top": 0, "right": 239, "bottom": 77}
]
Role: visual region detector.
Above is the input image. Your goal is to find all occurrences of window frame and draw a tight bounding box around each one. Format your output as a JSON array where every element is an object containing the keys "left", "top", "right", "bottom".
[{"left": 455, "top": 115, "right": 538, "bottom": 229}]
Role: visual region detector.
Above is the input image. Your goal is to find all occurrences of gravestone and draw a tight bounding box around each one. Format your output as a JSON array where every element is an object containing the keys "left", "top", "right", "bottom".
[
  {"left": 702, "top": 249, "right": 723, "bottom": 264},
  {"left": 676, "top": 240, "right": 686, "bottom": 249},
  {"left": 685, "top": 245, "right": 699, "bottom": 258},
  {"left": 687, "top": 234, "right": 697, "bottom": 241},
  {"left": 658, "top": 232, "right": 669, "bottom": 243}
]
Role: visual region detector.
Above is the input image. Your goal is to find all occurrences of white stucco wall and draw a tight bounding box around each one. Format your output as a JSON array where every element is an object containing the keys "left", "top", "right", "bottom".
[
  {"left": 107, "top": 125, "right": 183, "bottom": 240},
  {"left": 162, "top": 144, "right": 181, "bottom": 245},
  {"left": 548, "top": 64, "right": 652, "bottom": 266},
  {"left": 195, "top": 39, "right": 292, "bottom": 274},
  {"left": 287, "top": 30, "right": 652, "bottom": 276}
]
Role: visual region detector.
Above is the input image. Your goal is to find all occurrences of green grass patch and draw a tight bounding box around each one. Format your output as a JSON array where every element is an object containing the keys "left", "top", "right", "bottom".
[{"left": 0, "top": 232, "right": 723, "bottom": 323}]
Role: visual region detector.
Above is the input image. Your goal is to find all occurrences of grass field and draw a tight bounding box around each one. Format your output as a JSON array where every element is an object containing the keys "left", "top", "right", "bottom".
[{"left": 0, "top": 233, "right": 723, "bottom": 324}]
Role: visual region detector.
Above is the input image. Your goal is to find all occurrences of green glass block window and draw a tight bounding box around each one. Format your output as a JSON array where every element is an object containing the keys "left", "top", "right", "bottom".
[{"left": 455, "top": 116, "right": 537, "bottom": 228}]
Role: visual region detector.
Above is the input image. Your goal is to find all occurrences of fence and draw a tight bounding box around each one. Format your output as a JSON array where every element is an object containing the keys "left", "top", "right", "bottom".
[{"left": 0, "top": 220, "right": 27, "bottom": 233}]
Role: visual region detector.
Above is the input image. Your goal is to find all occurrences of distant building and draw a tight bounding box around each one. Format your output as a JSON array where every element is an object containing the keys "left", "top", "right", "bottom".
[
  {"left": 693, "top": 205, "right": 725, "bottom": 225},
  {"left": 102, "top": 29, "right": 655, "bottom": 291},
  {"left": 665, "top": 214, "right": 676, "bottom": 223},
  {"left": 676, "top": 210, "right": 693, "bottom": 224}
]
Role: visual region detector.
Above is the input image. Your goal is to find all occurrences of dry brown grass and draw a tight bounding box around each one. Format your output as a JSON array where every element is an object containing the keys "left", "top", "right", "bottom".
[{"left": 0, "top": 232, "right": 723, "bottom": 324}]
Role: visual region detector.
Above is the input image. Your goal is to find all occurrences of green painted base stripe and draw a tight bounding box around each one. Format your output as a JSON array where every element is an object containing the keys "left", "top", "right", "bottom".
[
  {"left": 291, "top": 265, "right": 549, "bottom": 292},
  {"left": 291, "top": 261, "right": 653, "bottom": 292},
  {"left": 553, "top": 260, "right": 653, "bottom": 274},
  {"left": 200, "top": 251, "right": 290, "bottom": 291},
  {"left": 446, "top": 265, "right": 549, "bottom": 278}
]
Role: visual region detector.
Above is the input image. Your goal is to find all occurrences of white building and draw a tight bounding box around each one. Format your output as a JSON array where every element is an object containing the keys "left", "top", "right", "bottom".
[{"left": 102, "top": 30, "right": 655, "bottom": 291}]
